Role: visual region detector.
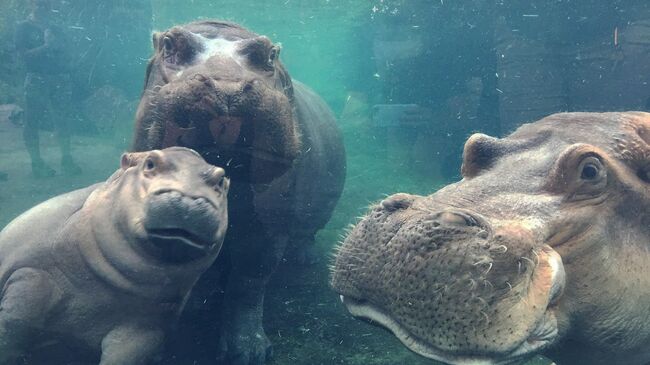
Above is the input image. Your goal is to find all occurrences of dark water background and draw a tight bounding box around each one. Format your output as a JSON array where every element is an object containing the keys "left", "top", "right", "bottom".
[{"left": 2, "top": 0, "right": 649, "bottom": 364}]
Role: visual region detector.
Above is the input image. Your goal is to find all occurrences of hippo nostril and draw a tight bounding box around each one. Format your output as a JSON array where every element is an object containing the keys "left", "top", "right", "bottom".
[
  {"left": 243, "top": 81, "right": 254, "bottom": 93},
  {"left": 193, "top": 73, "right": 209, "bottom": 83},
  {"left": 438, "top": 211, "right": 478, "bottom": 227}
]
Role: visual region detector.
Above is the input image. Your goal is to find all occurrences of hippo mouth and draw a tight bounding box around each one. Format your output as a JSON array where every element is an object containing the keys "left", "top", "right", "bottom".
[
  {"left": 161, "top": 117, "right": 294, "bottom": 183},
  {"left": 162, "top": 117, "right": 242, "bottom": 150},
  {"left": 336, "top": 246, "right": 565, "bottom": 365},
  {"left": 144, "top": 190, "right": 222, "bottom": 262},
  {"left": 147, "top": 227, "right": 214, "bottom": 250},
  {"left": 340, "top": 295, "right": 558, "bottom": 365}
]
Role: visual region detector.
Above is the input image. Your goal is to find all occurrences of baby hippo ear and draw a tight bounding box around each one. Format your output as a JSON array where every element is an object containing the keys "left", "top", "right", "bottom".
[{"left": 120, "top": 152, "right": 148, "bottom": 170}]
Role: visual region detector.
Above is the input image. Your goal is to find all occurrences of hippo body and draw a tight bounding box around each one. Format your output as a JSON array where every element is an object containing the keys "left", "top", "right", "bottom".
[
  {"left": 0, "top": 148, "right": 229, "bottom": 364},
  {"left": 131, "top": 21, "right": 345, "bottom": 364},
  {"left": 332, "top": 112, "right": 650, "bottom": 365}
]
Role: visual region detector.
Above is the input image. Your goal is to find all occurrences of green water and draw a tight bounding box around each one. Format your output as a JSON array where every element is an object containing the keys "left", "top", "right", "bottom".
[{"left": 2, "top": 0, "right": 648, "bottom": 364}]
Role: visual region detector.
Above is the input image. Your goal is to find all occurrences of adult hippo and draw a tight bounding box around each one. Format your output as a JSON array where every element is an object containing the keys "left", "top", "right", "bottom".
[
  {"left": 132, "top": 21, "right": 346, "bottom": 364},
  {"left": 0, "top": 147, "right": 229, "bottom": 364},
  {"left": 332, "top": 112, "right": 650, "bottom": 365}
]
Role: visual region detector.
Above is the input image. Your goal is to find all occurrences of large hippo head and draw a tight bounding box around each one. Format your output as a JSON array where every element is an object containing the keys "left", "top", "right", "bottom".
[
  {"left": 331, "top": 112, "right": 650, "bottom": 364},
  {"left": 94, "top": 147, "right": 229, "bottom": 266},
  {"left": 133, "top": 20, "right": 299, "bottom": 183}
]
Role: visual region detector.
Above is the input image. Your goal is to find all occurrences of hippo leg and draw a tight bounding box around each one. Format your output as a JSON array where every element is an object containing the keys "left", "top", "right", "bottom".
[
  {"left": 99, "top": 324, "right": 164, "bottom": 365},
  {"left": 217, "top": 233, "right": 288, "bottom": 365},
  {"left": 0, "top": 268, "right": 62, "bottom": 364}
]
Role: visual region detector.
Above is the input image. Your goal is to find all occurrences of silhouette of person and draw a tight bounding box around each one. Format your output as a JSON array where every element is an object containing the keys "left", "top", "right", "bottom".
[{"left": 15, "top": 0, "right": 81, "bottom": 177}]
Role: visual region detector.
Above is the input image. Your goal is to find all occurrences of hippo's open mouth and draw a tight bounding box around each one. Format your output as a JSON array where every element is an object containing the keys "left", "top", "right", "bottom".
[
  {"left": 161, "top": 118, "right": 295, "bottom": 178},
  {"left": 162, "top": 118, "right": 243, "bottom": 150}
]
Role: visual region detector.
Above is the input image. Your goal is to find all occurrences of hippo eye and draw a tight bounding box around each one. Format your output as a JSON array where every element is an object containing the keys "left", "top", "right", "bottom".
[
  {"left": 145, "top": 157, "right": 156, "bottom": 171},
  {"left": 569, "top": 155, "right": 607, "bottom": 201},
  {"left": 638, "top": 166, "right": 650, "bottom": 183},
  {"left": 579, "top": 157, "right": 604, "bottom": 182}
]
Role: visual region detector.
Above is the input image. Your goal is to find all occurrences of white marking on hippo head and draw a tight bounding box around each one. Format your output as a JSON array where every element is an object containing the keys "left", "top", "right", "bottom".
[{"left": 195, "top": 34, "right": 245, "bottom": 65}]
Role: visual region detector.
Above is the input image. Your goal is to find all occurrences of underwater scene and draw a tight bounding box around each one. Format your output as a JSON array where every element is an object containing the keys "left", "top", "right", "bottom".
[{"left": 0, "top": 0, "right": 649, "bottom": 364}]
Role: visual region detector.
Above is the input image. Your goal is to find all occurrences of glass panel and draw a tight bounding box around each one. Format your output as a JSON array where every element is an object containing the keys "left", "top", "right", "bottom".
[{"left": 0, "top": 1, "right": 646, "bottom": 364}]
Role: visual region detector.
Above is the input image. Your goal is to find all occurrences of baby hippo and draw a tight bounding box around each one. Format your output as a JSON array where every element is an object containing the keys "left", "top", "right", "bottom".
[{"left": 0, "top": 147, "right": 229, "bottom": 364}]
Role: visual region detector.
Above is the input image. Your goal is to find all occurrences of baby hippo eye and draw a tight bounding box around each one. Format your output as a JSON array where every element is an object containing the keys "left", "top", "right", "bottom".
[
  {"left": 145, "top": 157, "right": 156, "bottom": 171},
  {"left": 579, "top": 157, "right": 604, "bottom": 182}
]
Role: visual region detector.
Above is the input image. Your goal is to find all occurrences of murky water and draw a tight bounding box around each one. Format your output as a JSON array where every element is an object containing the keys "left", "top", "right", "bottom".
[{"left": 1, "top": 1, "right": 648, "bottom": 364}]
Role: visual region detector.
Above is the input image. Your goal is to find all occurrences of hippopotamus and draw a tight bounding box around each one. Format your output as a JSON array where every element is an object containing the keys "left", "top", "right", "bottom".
[
  {"left": 332, "top": 112, "right": 650, "bottom": 365},
  {"left": 131, "top": 20, "right": 345, "bottom": 364},
  {"left": 0, "top": 147, "right": 229, "bottom": 364}
]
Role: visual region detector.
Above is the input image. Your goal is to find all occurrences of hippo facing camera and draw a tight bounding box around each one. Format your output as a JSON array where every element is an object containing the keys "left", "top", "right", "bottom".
[
  {"left": 0, "top": 147, "right": 229, "bottom": 364},
  {"left": 332, "top": 112, "right": 650, "bottom": 365}
]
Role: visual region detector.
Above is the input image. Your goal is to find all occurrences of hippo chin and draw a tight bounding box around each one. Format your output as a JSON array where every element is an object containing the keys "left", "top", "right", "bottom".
[
  {"left": 132, "top": 20, "right": 345, "bottom": 364},
  {"left": 0, "top": 147, "right": 229, "bottom": 364},
  {"left": 332, "top": 112, "right": 650, "bottom": 365}
]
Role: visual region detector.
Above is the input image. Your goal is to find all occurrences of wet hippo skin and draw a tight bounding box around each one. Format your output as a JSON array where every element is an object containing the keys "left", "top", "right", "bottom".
[
  {"left": 0, "top": 147, "right": 229, "bottom": 365},
  {"left": 131, "top": 21, "right": 346, "bottom": 364},
  {"left": 332, "top": 112, "right": 650, "bottom": 365}
]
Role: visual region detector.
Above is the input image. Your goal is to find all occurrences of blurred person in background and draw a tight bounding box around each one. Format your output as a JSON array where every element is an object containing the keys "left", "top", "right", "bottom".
[{"left": 15, "top": 0, "right": 81, "bottom": 177}]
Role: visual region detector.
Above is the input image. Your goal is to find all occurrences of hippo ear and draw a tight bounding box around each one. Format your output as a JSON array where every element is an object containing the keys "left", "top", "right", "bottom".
[
  {"left": 120, "top": 152, "right": 148, "bottom": 170},
  {"left": 152, "top": 31, "right": 162, "bottom": 50},
  {"left": 461, "top": 134, "right": 503, "bottom": 178},
  {"left": 269, "top": 44, "right": 281, "bottom": 63}
]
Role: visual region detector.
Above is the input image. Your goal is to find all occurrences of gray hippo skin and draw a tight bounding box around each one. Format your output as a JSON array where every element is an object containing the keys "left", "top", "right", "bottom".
[
  {"left": 0, "top": 147, "right": 229, "bottom": 364},
  {"left": 131, "top": 21, "right": 346, "bottom": 364},
  {"left": 332, "top": 112, "right": 650, "bottom": 365}
]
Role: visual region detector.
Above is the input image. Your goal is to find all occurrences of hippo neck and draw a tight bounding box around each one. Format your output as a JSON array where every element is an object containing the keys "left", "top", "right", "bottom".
[{"left": 59, "top": 192, "right": 206, "bottom": 302}]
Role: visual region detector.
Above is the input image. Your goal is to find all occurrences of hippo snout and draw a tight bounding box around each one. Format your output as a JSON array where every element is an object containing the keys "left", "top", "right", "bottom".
[
  {"left": 332, "top": 195, "right": 567, "bottom": 364},
  {"left": 143, "top": 190, "right": 225, "bottom": 263}
]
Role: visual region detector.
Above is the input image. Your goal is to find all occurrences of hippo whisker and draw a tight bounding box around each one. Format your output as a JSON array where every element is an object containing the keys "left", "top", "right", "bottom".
[
  {"left": 466, "top": 278, "right": 477, "bottom": 290},
  {"left": 520, "top": 256, "right": 535, "bottom": 269},
  {"left": 483, "top": 262, "right": 493, "bottom": 275},
  {"left": 474, "top": 295, "right": 488, "bottom": 309},
  {"left": 489, "top": 244, "right": 508, "bottom": 254},
  {"left": 480, "top": 310, "right": 490, "bottom": 326},
  {"left": 532, "top": 249, "right": 540, "bottom": 265},
  {"left": 505, "top": 281, "right": 513, "bottom": 292}
]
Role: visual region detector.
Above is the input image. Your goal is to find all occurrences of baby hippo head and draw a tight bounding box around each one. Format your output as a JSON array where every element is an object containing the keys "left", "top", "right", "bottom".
[{"left": 103, "top": 147, "right": 229, "bottom": 264}]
